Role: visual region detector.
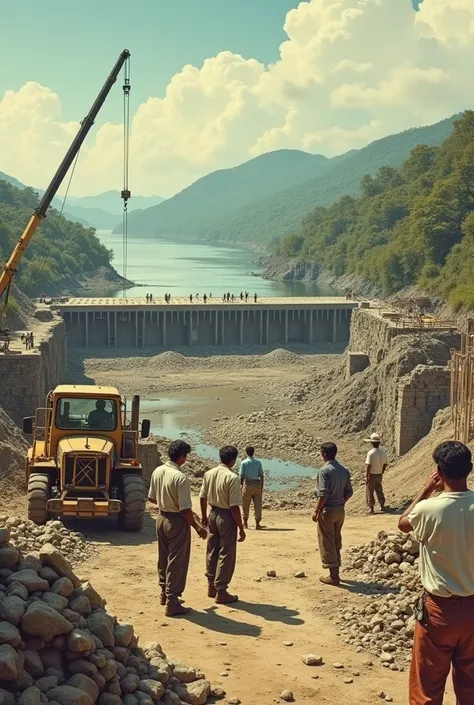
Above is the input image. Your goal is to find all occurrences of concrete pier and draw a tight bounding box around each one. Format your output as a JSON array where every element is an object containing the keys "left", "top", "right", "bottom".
[{"left": 56, "top": 297, "right": 358, "bottom": 349}]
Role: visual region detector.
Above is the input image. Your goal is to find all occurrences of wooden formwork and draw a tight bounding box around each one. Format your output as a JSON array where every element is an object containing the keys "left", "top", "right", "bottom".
[{"left": 451, "top": 320, "right": 474, "bottom": 443}]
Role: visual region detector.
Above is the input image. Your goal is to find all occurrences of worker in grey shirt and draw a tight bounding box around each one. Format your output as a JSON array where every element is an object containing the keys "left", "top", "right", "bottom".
[{"left": 312, "top": 442, "right": 353, "bottom": 586}]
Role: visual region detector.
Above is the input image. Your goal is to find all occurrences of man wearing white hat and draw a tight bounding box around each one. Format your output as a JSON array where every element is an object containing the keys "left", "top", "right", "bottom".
[{"left": 365, "top": 432, "right": 388, "bottom": 514}]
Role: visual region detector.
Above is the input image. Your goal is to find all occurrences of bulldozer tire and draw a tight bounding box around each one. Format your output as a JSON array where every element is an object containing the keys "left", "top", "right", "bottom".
[
  {"left": 27, "top": 473, "right": 51, "bottom": 525},
  {"left": 119, "top": 473, "right": 145, "bottom": 531}
]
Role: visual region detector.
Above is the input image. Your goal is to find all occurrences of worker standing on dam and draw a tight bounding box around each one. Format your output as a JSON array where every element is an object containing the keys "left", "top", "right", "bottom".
[
  {"left": 148, "top": 440, "right": 207, "bottom": 616},
  {"left": 240, "top": 445, "right": 264, "bottom": 530},
  {"left": 365, "top": 432, "right": 388, "bottom": 514},
  {"left": 200, "top": 445, "right": 246, "bottom": 604}
]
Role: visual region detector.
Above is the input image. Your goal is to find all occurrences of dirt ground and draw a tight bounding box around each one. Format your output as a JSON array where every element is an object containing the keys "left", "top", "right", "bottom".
[{"left": 75, "top": 504, "right": 456, "bottom": 705}]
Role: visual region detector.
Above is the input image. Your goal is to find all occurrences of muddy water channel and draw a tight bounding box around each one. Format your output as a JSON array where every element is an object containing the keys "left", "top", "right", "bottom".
[{"left": 139, "top": 396, "right": 318, "bottom": 490}]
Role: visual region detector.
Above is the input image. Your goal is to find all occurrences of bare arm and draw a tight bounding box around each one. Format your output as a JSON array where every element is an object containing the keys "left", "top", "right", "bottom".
[
  {"left": 312, "top": 495, "right": 327, "bottom": 522},
  {"left": 398, "top": 472, "right": 441, "bottom": 533},
  {"left": 200, "top": 497, "right": 208, "bottom": 527},
  {"left": 230, "top": 506, "right": 246, "bottom": 542},
  {"left": 365, "top": 464, "right": 371, "bottom": 483},
  {"left": 180, "top": 508, "right": 206, "bottom": 538}
]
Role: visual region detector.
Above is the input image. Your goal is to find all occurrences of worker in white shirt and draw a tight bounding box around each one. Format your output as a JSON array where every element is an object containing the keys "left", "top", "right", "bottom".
[{"left": 365, "top": 432, "right": 388, "bottom": 514}]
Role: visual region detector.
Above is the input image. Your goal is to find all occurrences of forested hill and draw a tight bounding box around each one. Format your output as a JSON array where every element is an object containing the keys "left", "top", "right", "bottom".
[
  {"left": 0, "top": 180, "right": 113, "bottom": 295},
  {"left": 120, "top": 149, "right": 331, "bottom": 237},
  {"left": 277, "top": 111, "right": 474, "bottom": 310},
  {"left": 122, "top": 115, "right": 457, "bottom": 246}
]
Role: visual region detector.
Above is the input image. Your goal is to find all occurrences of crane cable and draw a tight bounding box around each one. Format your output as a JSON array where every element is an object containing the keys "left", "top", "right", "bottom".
[{"left": 121, "top": 56, "right": 131, "bottom": 291}]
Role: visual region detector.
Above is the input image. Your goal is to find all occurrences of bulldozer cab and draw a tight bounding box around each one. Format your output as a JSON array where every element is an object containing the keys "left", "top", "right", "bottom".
[{"left": 23, "top": 384, "right": 150, "bottom": 530}]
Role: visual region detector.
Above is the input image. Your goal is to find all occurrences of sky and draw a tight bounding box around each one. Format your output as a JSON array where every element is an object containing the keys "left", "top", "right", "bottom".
[{"left": 1, "top": 0, "right": 473, "bottom": 198}]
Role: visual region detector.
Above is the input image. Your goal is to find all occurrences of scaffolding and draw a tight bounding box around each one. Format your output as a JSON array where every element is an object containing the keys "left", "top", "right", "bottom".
[{"left": 451, "top": 319, "right": 474, "bottom": 443}]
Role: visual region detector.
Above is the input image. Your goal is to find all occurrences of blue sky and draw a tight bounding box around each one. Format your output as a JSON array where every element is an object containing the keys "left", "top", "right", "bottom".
[{"left": 1, "top": 0, "right": 299, "bottom": 123}]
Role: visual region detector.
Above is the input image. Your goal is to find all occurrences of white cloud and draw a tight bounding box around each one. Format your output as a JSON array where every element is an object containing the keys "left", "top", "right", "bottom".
[{"left": 1, "top": 0, "right": 474, "bottom": 198}]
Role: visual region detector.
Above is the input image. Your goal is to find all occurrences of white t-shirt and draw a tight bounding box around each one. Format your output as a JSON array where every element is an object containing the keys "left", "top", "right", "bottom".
[
  {"left": 408, "top": 491, "right": 474, "bottom": 597},
  {"left": 365, "top": 447, "right": 388, "bottom": 475}
]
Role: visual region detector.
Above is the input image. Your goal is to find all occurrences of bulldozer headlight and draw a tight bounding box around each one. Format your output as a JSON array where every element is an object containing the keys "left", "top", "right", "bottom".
[
  {"left": 48, "top": 499, "right": 63, "bottom": 511},
  {"left": 109, "top": 500, "right": 122, "bottom": 513}
]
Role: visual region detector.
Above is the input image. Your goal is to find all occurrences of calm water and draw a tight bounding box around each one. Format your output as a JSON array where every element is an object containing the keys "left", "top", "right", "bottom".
[
  {"left": 95, "top": 230, "right": 338, "bottom": 299},
  {"left": 139, "top": 398, "right": 318, "bottom": 491}
]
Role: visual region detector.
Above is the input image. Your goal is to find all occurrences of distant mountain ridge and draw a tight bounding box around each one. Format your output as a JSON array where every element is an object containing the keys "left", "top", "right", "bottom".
[
  {"left": 69, "top": 190, "right": 164, "bottom": 217},
  {"left": 122, "top": 115, "right": 458, "bottom": 247}
]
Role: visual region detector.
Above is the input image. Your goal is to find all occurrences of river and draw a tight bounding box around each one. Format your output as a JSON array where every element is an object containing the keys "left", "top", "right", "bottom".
[{"left": 94, "top": 230, "right": 338, "bottom": 299}]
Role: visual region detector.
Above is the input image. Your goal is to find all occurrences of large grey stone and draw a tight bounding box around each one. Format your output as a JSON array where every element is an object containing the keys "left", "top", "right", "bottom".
[
  {"left": 138, "top": 681, "right": 164, "bottom": 702},
  {"left": 39, "top": 546, "right": 80, "bottom": 587},
  {"left": 0, "top": 545, "right": 20, "bottom": 570},
  {"left": 121, "top": 674, "right": 140, "bottom": 694},
  {"left": 18, "top": 687, "right": 42, "bottom": 705},
  {"left": 0, "top": 688, "right": 15, "bottom": 705},
  {"left": 173, "top": 681, "right": 211, "bottom": 705},
  {"left": 67, "top": 675, "right": 99, "bottom": 703},
  {"left": 99, "top": 660, "right": 117, "bottom": 682},
  {"left": 22, "top": 602, "right": 73, "bottom": 641},
  {"left": 7, "top": 568, "right": 49, "bottom": 592},
  {"left": 113, "top": 623, "right": 133, "bottom": 648},
  {"left": 68, "top": 596, "right": 91, "bottom": 616},
  {"left": 23, "top": 649, "right": 45, "bottom": 677},
  {"left": 123, "top": 696, "right": 139, "bottom": 705},
  {"left": 67, "top": 630, "right": 95, "bottom": 654},
  {"left": 98, "top": 695, "right": 122, "bottom": 705},
  {"left": 40, "top": 648, "right": 64, "bottom": 671},
  {"left": 0, "top": 530, "right": 10, "bottom": 546},
  {"left": 135, "top": 692, "right": 153, "bottom": 705},
  {"left": 39, "top": 567, "right": 60, "bottom": 584},
  {"left": 46, "top": 686, "right": 92, "bottom": 705},
  {"left": 68, "top": 660, "right": 98, "bottom": 677},
  {"left": 0, "top": 644, "right": 21, "bottom": 680},
  {"left": 35, "top": 677, "right": 60, "bottom": 694},
  {"left": 0, "top": 595, "right": 27, "bottom": 625},
  {"left": 172, "top": 662, "right": 198, "bottom": 684},
  {"left": 42, "top": 592, "right": 69, "bottom": 612},
  {"left": 51, "top": 578, "right": 74, "bottom": 598},
  {"left": 86, "top": 612, "right": 115, "bottom": 647},
  {"left": 80, "top": 583, "right": 103, "bottom": 610},
  {"left": 7, "top": 581, "right": 29, "bottom": 600},
  {"left": 0, "top": 622, "right": 21, "bottom": 647}
]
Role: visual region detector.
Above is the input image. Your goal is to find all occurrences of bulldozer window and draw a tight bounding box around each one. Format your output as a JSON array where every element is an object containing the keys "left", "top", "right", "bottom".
[{"left": 56, "top": 397, "right": 118, "bottom": 431}]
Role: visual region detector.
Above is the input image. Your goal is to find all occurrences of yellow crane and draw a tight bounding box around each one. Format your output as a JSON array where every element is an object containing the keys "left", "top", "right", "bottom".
[{"left": 0, "top": 49, "right": 131, "bottom": 333}]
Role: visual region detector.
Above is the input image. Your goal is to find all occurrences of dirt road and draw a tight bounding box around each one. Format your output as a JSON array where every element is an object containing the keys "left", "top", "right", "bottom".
[{"left": 77, "top": 505, "right": 456, "bottom": 705}]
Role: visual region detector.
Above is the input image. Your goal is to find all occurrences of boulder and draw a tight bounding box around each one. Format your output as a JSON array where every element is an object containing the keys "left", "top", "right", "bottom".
[
  {"left": 39, "top": 567, "right": 60, "bottom": 584},
  {"left": 138, "top": 681, "right": 164, "bottom": 702},
  {"left": 0, "top": 528, "right": 10, "bottom": 545},
  {"left": 39, "top": 546, "right": 79, "bottom": 587},
  {"left": 22, "top": 602, "right": 73, "bottom": 641},
  {"left": 0, "top": 622, "right": 21, "bottom": 647},
  {"left": 120, "top": 674, "right": 140, "bottom": 694},
  {"left": 172, "top": 663, "right": 198, "bottom": 684},
  {"left": 0, "top": 545, "right": 20, "bottom": 570},
  {"left": 69, "top": 596, "right": 92, "bottom": 616},
  {"left": 23, "top": 650, "right": 45, "bottom": 677},
  {"left": 86, "top": 613, "right": 115, "bottom": 647},
  {"left": 0, "top": 643, "right": 22, "bottom": 680},
  {"left": 67, "top": 674, "right": 99, "bottom": 703},
  {"left": 42, "top": 593, "right": 69, "bottom": 612},
  {"left": 47, "top": 687, "right": 92, "bottom": 705},
  {"left": 35, "top": 677, "right": 60, "bottom": 694},
  {"left": 98, "top": 695, "right": 122, "bottom": 705},
  {"left": 7, "top": 570, "right": 49, "bottom": 592},
  {"left": 80, "top": 583, "right": 103, "bottom": 610},
  {"left": 67, "top": 630, "right": 95, "bottom": 654},
  {"left": 113, "top": 624, "right": 133, "bottom": 648},
  {"left": 51, "top": 578, "right": 74, "bottom": 598},
  {"left": 173, "top": 680, "right": 211, "bottom": 705},
  {"left": 0, "top": 689, "right": 15, "bottom": 705},
  {"left": 0, "top": 595, "right": 27, "bottom": 624},
  {"left": 18, "top": 687, "right": 42, "bottom": 705}
]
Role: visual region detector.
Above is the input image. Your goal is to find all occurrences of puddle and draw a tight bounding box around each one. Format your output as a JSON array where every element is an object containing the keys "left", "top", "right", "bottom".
[{"left": 138, "top": 397, "right": 318, "bottom": 491}]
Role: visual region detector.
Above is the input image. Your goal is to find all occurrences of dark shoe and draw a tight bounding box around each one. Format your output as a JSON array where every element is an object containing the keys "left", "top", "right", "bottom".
[
  {"left": 255, "top": 522, "right": 262, "bottom": 530},
  {"left": 380, "top": 505, "right": 386, "bottom": 512},
  {"left": 208, "top": 583, "right": 217, "bottom": 598},
  {"left": 319, "top": 569, "right": 341, "bottom": 587},
  {"left": 368, "top": 508, "right": 375, "bottom": 515},
  {"left": 216, "top": 590, "right": 239, "bottom": 604},
  {"left": 165, "top": 603, "right": 191, "bottom": 617}
]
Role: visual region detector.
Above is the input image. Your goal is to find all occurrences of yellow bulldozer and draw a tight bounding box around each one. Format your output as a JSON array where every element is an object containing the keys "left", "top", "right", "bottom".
[{"left": 22, "top": 384, "right": 150, "bottom": 531}]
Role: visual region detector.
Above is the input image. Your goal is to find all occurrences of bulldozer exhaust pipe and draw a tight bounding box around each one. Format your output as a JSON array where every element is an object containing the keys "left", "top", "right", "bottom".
[{"left": 131, "top": 395, "right": 140, "bottom": 433}]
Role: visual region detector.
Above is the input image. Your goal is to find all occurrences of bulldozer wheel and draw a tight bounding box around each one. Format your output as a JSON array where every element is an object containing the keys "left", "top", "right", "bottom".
[
  {"left": 27, "top": 473, "right": 51, "bottom": 525},
  {"left": 119, "top": 474, "right": 145, "bottom": 531}
]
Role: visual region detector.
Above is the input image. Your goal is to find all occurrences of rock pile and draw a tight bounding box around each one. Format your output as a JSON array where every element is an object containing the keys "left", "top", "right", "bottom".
[
  {"left": 335, "top": 531, "right": 422, "bottom": 667},
  {"left": 0, "top": 518, "right": 94, "bottom": 567},
  {"left": 0, "top": 529, "right": 213, "bottom": 705}
]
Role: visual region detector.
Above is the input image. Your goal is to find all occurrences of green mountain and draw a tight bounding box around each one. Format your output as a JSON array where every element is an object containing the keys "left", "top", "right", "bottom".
[
  {"left": 122, "top": 116, "right": 457, "bottom": 247},
  {"left": 70, "top": 190, "right": 165, "bottom": 216},
  {"left": 277, "top": 111, "right": 474, "bottom": 310},
  {"left": 0, "top": 180, "right": 113, "bottom": 295},
  {"left": 119, "top": 149, "right": 330, "bottom": 238}
]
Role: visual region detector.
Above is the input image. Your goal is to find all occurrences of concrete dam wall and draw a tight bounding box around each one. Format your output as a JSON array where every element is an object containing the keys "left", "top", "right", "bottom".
[{"left": 57, "top": 297, "right": 358, "bottom": 349}]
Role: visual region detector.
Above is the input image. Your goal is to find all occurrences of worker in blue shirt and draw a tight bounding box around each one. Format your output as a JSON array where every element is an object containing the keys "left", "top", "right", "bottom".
[{"left": 239, "top": 446, "right": 264, "bottom": 530}]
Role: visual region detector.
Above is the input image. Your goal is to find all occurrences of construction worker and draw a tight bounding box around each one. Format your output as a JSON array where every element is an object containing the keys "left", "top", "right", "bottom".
[
  {"left": 365, "top": 432, "right": 388, "bottom": 514},
  {"left": 200, "top": 445, "right": 246, "bottom": 604},
  {"left": 240, "top": 446, "right": 264, "bottom": 530},
  {"left": 399, "top": 441, "right": 474, "bottom": 705},
  {"left": 313, "top": 442, "right": 353, "bottom": 586},
  {"left": 148, "top": 440, "right": 207, "bottom": 616}
]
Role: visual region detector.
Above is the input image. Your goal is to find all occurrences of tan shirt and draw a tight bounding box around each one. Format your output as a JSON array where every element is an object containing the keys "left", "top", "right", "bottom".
[
  {"left": 148, "top": 460, "right": 192, "bottom": 513},
  {"left": 409, "top": 491, "right": 474, "bottom": 597},
  {"left": 200, "top": 464, "right": 242, "bottom": 509}
]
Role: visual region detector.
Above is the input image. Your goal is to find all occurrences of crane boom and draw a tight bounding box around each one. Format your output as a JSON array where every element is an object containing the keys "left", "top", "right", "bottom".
[{"left": 0, "top": 49, "right": 131, "bottom": 316}]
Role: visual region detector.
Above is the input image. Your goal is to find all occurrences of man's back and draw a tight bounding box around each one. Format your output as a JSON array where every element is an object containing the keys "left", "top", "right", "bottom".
[
  {"left": 316, "top": 459, "right": 353, "bottom": 507},
  {"left": 149, "top": 462, "right": 192, "bottom": 513},
  {"left": 239, "top": 457, "right": 263, "bottom": 482},
  {"left": 201, "top": 465, "right": 241, "bottom": 508},
  {"left": 409, "top": 490, "right": 474, "bottom": 597},
  {"left": 366, "top": 447, "right": 387, "bottom": 474}
]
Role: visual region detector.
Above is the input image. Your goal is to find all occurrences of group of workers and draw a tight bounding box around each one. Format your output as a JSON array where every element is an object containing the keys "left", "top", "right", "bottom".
[
  {"left": 149, "top": 434, "right": 474, "bottom": 704},
  {"left": 20, "top": 331, "right": 35, "bottom": 349},
  {"left": 148, "top": 441, "right": 264, "bottom": 616}
]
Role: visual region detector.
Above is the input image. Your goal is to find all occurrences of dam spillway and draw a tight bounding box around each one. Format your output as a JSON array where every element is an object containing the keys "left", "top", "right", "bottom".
[{"left": 56, "top": 297, "right": 359, "bottom": 349}]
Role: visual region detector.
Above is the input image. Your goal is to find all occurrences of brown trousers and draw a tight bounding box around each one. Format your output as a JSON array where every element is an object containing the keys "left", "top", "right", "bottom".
[
  {"left": 366, "top": 473, "right": 385, "bottom": 509},
  {"left": 409, "top": 593, "right": 474, "bottom": 705},
  {"left": 206, "top": 507, "right": 237, "bottom": 591},
  {"left": 317, "top": 505, "right": 345, "bottom": 569},
  {"left": 242, "top": 481, "right": 263, "bottom": 523},
  {"left": 156, "top": 512, "right": 191, "bottom": 604}
]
